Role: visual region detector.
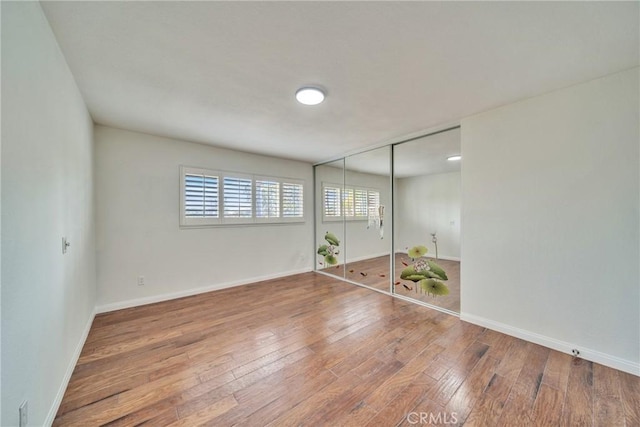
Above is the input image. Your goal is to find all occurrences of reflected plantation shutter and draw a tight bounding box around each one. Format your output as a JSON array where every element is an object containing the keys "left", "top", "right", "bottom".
[
  {"left": 354, "top": 189, "right": 368, "bottom": 218},
  {"left": 342, "top": 188, "right": 354, "bottom": 217},
  {"left": 282, "top": 182, "right": 303, "bottom": 218},
  {"left": 323, "top": 186, "right": 341, "bottom": 218},
  {"left": 368, "top": 190, "right": 380, "bottom": 211},
  {"left": 321, "top": 185, "right": 379, "bottom": 221}
]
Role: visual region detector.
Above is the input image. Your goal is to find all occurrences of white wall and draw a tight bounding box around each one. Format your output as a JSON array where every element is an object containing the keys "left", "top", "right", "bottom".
[
  {"left": 1, "top": 2, "right": 97, "bottom": 425},
  {"left": 0, "top": 3, "right": 3, "bottom": 422},
  {"left": 396, "top": 172, "right": 461, "bottom": 260},
  {"left": 95, "top": 126, "right": 314, "bottom": 310},
  {"left": 314, "top": 164, "right": 391, "bottom": 267},
  {"left": 345, "top": 167, "right": 391, "bottom": 263},
  {"left": 461, "top": 68, "right": 640, "bottom": 374}
]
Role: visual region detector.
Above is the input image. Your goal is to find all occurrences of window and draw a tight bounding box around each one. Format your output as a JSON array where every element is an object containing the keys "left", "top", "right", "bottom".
[
  {"left": 322, "top": 182, "right": 380, "bottom": 221},
  {"left": 282, "top": 182, "right": 304, "bottom": 218},
  {"left": 256, "top": 180, "right": 280, "bottom": 218},
  {"left": 180, "top": 166, "right": 304, "bottom": 226},
  {"left": 223, "top": 176, "right": 253, "bottom": 219},
  {"left": 184, "top": 173, "right": 219, "bottom": 219}
]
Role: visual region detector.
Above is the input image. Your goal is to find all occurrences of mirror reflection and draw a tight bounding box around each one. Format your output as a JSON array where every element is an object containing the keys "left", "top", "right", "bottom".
[
  {"left": 315, "top": 158, "right": 345, "bottom": 279},
  {"left": 393, "top": 129, "right": 461, "bottom": 313},
  {"left": 344, "top": 146, "right": 392, "bottom": 292}
]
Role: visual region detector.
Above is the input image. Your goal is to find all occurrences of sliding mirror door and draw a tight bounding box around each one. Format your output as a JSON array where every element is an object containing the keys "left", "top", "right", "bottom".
[
  {"left": 393, "top": 129, "right": 461, "bottom": 313},
  {"left": 344, "top": 146, "right": 392, "bottom": 292},
  {"left": 315, "top": 159, "right": 345, "bottom": 278}
]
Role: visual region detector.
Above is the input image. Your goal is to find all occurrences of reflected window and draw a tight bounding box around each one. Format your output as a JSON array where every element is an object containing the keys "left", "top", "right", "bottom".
[{"left": 322, "top": 182, "right": 380, "bottom": 221}]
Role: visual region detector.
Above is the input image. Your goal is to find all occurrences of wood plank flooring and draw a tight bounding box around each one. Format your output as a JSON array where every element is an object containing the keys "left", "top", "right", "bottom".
[
  {"left": 55, "top": 272, "right": 639, "bottom": 426},
  {"left": 322, "top": 254, "right": 460, "bottom": 312}
]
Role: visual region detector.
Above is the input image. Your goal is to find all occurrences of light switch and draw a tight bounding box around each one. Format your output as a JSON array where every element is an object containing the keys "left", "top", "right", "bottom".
[{"left": 62, "top": 237, "right": 70, "bottom": 254}]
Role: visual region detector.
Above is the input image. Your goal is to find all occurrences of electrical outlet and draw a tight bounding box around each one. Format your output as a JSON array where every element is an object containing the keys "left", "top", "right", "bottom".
[
  {"left": 19, "top": 400, "right": 28, "bottom": 427},
  {"left": 572, "top": 348, "right": 580, "bottom": 357},
  {"left": 137, "top": 276, "right": 145, "bottom": 286}
]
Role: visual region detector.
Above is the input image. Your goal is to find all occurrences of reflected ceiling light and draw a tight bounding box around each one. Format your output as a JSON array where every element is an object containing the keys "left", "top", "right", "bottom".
[
  {"left": 447, "top": 155, "right": 462, "bottom": 161},
  {"left": 295, "top": 87, "right": 325, "bottom": 105}
]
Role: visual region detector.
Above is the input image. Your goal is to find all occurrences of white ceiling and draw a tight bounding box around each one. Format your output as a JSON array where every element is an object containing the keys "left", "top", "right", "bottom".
[
  {"left": 41, "top": 1, "right": 639, "bottom": 163},
  {"left": 341, "top": 127, "right": 461, "bottom": 178}
]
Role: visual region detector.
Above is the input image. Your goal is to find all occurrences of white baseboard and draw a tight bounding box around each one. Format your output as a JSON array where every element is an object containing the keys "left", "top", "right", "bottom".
[
  {"left": 460, "top": 312, "right": 640, "bottom": 377},
  {"left": 436, "top": 255, "right": 461, "bottom": 262},
  {"left": 96, "top": 268, "right": 313, "bottom": 314},
  {"left": 345, "top": 252, "right": 391, "bottom": 264},
  {"left": 45, "top": 307, "right": 96, "bottom": 426},
  {"left": 395, "top": 249, "right": 460, "bottom": 262}
]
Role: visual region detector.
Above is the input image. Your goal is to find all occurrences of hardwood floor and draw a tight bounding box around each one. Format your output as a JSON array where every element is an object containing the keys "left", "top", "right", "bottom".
[
  {"left": 321, "top": 254, "right": 460, "bottom": 312},
  {"left": 55, "top": 272, "right": 639, "bottom": 426}
]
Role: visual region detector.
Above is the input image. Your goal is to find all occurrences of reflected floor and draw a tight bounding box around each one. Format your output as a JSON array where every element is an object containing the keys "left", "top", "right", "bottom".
[{"left": 320, "top": 253, "right": 460, "bottom": 313}]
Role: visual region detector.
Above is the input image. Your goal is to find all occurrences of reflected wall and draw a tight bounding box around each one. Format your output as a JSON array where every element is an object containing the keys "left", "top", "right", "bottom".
[
  {"left": 393, "top": 129, "right": 461, "bottom": 313},
  {"left": 344, "top": 147, "right": 392, "bottom": 292},
  {"left": 315, "top": 159, "right": 345, "bottom": 279}
]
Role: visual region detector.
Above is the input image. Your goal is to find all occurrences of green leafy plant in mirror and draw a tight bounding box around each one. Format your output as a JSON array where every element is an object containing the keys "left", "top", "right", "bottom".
[
  {"left": 317, "top": 232, "right": 340, "bottom": 266},
  {"left": 400, "top": 245, "right": 449, "bottom": 296}
]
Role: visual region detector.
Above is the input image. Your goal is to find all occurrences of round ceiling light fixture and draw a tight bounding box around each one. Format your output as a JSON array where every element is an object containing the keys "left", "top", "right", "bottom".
[
  {"left": 447, "top": 155, "right": 462, "bottom": 161},
  {"left": 295, "top": 87, "right": 325, "bottom": 105}
]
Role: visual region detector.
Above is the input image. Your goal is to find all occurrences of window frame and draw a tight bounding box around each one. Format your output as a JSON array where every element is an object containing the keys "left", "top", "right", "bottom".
[{"left": 180, "top": 166, "right": 305, "bottom": 227}]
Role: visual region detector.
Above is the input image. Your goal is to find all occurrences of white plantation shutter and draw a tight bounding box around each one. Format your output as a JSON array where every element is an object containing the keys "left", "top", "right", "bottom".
[
  {"left": 322, "top": 183, "right": 380, "bottom": 222},
  {"left": 354, "top": 189, "right": 368, "bottom": 218},
  {"left": 282, "top": 182, "right": 304, "bottom": 218},
  {"left": 342, "top": 188, "right": 354, "bottom": 217},
  {"left": 323, "top": 186, "right": 341, "bottom": 218},
  {"left": 256, "top": 180, "right": 280, "bottom": 218},
  {"left": 184, "top": 173, "right": 219, "bottom": 218},
  {"left": 368, "top": 190, "right": 380, "bottom": 211},
  {"left": 223, "top": 176, "right": 253, "bottom": 218},
  {"left": 181, "top": 167, "right": 304, "bottom": 226}
]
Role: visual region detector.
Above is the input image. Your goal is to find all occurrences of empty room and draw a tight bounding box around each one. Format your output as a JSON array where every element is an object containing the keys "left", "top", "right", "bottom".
[{"left": 2, "top": 1, "right": 639, "bottom": 426}]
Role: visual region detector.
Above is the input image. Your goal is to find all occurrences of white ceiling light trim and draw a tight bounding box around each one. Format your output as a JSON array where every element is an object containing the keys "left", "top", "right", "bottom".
[
  {"left": 295, "top": 87, "right": 325, "bottom": 105},
  {"left": 447, "top": 155, "right": 462, "bottom": 161}
]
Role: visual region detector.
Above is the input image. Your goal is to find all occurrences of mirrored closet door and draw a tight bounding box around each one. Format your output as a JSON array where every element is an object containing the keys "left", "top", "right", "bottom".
[
  {"left": 344, "top": 147, "right": 392, "bottom": 292},
  {"left": 392, "top": 128, "right": 461, "bottom": 313},
  {"left": 314, "top": 127, "right": 461, "bottom": 314},
  {"left": 315, "top": 159, "right": 346, "bottom": 279}
]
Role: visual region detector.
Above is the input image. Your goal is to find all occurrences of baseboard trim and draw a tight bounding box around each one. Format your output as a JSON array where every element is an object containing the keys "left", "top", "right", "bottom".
[
  {"left": 45, "top": 307, "right": 96, "bottom": 426},
  {"left": 96, "top": 268, "right": 313, "bottom": 314},
  {"left": 344, "top": 252, "right": 390, "bottom": 264},
  {"left": 460, "top": 312, "right": 640, "bottom": 377},
  {"left": 395, "top": 250, "right": 460, "bottom": 262},
  {"left": 433, "top": 255, "right": 461, "bottom": 262}
]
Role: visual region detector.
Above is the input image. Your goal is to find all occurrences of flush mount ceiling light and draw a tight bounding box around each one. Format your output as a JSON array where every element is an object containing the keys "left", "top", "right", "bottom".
[
  {"left": 447, "top": 155, "right": 462, "bottom": 161},
  {"left": 295, "top": 87, "right": 325, "bottom": 105}
]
